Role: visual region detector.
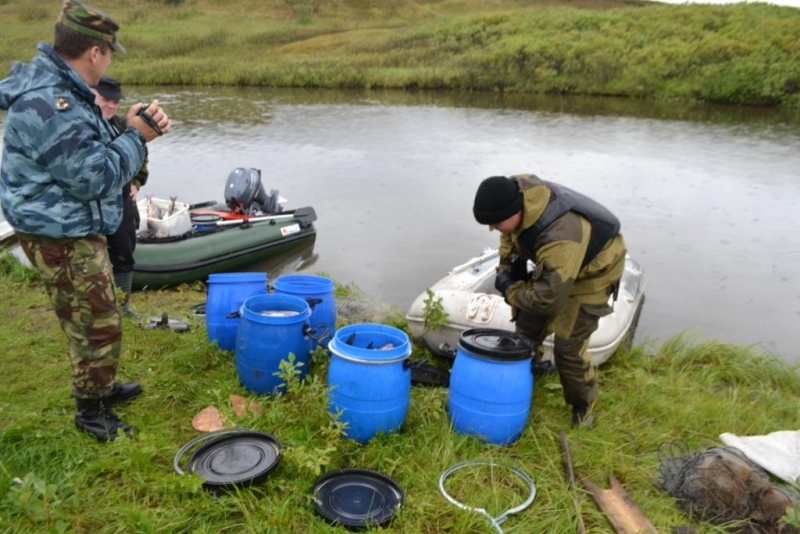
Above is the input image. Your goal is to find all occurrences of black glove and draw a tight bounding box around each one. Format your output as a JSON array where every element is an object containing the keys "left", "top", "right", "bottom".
[{"left": 494, "top": 268, "right": 516, "bottom": 296}]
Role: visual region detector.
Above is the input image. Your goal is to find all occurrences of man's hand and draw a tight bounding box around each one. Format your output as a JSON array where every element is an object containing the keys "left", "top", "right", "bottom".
[
  {"left": 126, "top": 100, "right": 171, "bottom": 142},
  {"left": 494, "top": 268, "right": 517, "bottom": 296}
]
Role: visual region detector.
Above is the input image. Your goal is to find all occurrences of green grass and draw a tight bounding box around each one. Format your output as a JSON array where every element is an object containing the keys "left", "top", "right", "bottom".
[
  {"left": 0, "top": 0, "right": 798, "bottom": 108},
  {"left": 0, "top": 251, "right": 798, "bottom": 532}
]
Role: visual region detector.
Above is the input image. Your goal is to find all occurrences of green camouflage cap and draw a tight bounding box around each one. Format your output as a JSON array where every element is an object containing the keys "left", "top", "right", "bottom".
[{"left": 57, "top": 0, "right": 125, "bottom": 54}]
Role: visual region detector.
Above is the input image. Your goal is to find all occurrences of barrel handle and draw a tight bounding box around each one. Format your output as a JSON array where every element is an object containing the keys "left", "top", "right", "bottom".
[
  {"left": 305, "top": 297, "right": 323, "bottom": 310},
  {"left": 225, "top": 310, "right": 241, "bottom": 319},
  {"left": 303, "top": 323, "right": 331, "bottom": 345},
  {"left": 438, "top": 342, "right": 456, "bottom": 358}
]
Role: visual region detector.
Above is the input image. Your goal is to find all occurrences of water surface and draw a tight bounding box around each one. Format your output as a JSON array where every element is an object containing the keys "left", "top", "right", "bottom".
[{"left": 2, "top": 88, "right": 799, "bottom": 363}]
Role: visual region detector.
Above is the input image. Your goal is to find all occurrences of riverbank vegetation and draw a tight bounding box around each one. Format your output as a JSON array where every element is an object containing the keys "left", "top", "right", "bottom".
[
  {"left": 1, "top": 252, "right": 798, "bottom": 533},
  {"left": 1, "top": 0, "right": 799, "bottom": 108}
]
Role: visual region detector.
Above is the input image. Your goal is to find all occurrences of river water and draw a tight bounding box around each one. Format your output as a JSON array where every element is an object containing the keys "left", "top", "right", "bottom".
[{"left": 2, "top": 88, "right": 799, "bottom": 363}]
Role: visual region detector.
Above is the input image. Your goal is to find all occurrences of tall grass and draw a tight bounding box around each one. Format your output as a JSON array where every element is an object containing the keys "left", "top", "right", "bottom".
[
  {"left": 0, "top": 262, "right": 798, "bottom": 532},
  {"left": 0, "top": 0, "right": 798, "bottom": 107}
]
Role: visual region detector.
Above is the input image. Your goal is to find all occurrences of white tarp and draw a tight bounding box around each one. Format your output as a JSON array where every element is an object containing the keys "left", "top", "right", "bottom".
[{"left": 719, "top": 430, "right": 800, "bottom": 488}]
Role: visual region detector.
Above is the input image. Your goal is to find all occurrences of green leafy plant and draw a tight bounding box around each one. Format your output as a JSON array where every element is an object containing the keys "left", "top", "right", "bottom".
[
  {"left": 783, "top": 503, "right": 800, "bottom": 529},
  {"left": 273, "top": 352, "right": 305, "bottom": 394},
  {"left": 309, "top": 344, "right": 331, "bottom": 367},
  {"left": 287, "top": 418, "right": 347, "bottom": 476},
  {"left": 5, "top": 473, "right": 76, "bottom": 534},
  {"left": 421, "top": 288, "right": 449, "bottom": 336}
]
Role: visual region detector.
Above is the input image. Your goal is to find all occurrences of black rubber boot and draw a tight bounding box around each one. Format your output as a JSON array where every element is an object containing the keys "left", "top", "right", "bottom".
[
  {"left": 571, "top": 403, "right": 595, "bottom": 429},
  {"left": 75, "top": 399, "right": 136, "bottom": 442},
  {"left": 531, "top": 359, "right": 557, "bottom": 376},
  {"left": 113, "top": 272, "right": 139, "bottom": 319},
  {"left": 102, "top": 382, "right": 143, "bottom": 406}
]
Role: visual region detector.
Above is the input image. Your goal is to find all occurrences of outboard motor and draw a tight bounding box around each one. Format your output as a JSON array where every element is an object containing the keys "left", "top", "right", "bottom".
[{"left": 224, "top": 167, "right": 282, "bottom": 215}]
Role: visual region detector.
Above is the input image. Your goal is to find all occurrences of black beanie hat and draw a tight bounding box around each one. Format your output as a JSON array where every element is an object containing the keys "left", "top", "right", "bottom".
[{"left": 473, "top": 176, "right": 523, "bottom": 225}]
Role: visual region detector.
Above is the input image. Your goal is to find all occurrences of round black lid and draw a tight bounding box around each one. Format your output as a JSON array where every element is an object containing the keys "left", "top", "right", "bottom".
[
  {"left": 457, "top": 328, "right": 533, "bottom": 361},
  {"left": 189, "top": 431, "right": 282, "bottom": 488},
  {"left": 311, "top": 468, "right": 404, "bottom": 529}
]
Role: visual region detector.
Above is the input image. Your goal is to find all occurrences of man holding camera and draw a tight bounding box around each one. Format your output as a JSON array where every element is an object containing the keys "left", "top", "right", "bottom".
[
  {"left": 0, "top": 0, "right": 171, "bottom": 441},
  {"left": 92, "top": 76, "right": 149, "bottom": 318},
  {"left": 472, "top": 174, "right": 627, "bottom": 429}
]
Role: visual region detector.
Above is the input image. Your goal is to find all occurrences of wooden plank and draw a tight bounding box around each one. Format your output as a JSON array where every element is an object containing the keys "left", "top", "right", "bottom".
[
  {"left": 559, "top": 431, "right": 587, "bottom": 534},
  {"left": 581, "top": 473, "right": 658, "bottom": 534}
]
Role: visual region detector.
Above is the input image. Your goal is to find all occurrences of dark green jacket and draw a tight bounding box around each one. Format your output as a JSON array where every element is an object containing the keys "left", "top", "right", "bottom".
[{"left": 500, "top": 174, "right": 627, "bottom": 317}]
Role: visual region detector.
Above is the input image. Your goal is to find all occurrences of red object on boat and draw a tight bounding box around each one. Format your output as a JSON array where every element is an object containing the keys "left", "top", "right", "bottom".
[{"left": 190, "top": 208, "right": 252, "bottom": 220}]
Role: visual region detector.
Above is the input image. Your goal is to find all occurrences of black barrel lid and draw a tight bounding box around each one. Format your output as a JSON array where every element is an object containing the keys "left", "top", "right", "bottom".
[
  {"left": 457, "top": 328, "right": 532, "bottom": 361},
  {"left": 311, "top": 468, "right": 404, "bottom": 529},
  {"left": 188, "top": 431, "right": 282, "bottom": 488}
]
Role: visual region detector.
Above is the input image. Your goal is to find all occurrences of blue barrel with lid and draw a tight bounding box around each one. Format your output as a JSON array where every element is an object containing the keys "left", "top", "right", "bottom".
[{"left": 447, "top": 328, "right": 533, "bottom": 445}]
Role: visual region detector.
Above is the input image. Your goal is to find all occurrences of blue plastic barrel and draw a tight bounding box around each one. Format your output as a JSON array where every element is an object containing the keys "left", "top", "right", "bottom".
[
  {"left": 327, "top": 323, "right": 412, "bottom": 443},
  {"left": 235, "top": 294, "right": 313, "bottom": 394},
  {"left": 273, "top": 274, "right": 335, "bottom": 348},
  {"left": 206, "top": 272, "right": 268, "bottom": 351},
  {"left": 447, "top": 329, "right": 533, "bottom": 445}
]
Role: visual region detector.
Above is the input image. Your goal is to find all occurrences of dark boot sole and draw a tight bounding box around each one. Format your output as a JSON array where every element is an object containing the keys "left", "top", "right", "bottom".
[{"left": 75, "top": 419, "right": 137, "bottom": 442}]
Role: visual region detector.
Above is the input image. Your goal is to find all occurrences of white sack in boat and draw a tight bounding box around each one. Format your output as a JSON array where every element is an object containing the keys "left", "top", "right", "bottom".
[{"left": 719, "top": 430, "right": 800, "bottom": 488}]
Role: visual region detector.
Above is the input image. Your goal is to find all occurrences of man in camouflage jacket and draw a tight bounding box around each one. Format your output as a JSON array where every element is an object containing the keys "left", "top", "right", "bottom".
[
  {"left": 473, "top": 174, "right": 627, "bottom": 428},
  {"left": 0, "top": 0, "right": 171, "bottom": 441}
]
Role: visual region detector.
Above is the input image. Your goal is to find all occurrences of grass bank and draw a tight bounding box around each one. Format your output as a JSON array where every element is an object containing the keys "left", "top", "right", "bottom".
[
  {"left": 0, "top": 252, "right": 799, "bottom": 533},
  {"left": 1, "top": 0, "right": 799, "bottom": 108}
]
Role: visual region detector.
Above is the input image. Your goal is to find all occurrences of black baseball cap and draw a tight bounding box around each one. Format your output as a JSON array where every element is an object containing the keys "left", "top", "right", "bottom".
[{"left": 95, "top": 76, "right": 124, "bottom": 100}]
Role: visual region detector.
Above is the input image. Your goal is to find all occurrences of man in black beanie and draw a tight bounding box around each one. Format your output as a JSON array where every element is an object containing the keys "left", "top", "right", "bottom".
[{"left": 473, "top": 174, "right": 627, "bottom": 429}]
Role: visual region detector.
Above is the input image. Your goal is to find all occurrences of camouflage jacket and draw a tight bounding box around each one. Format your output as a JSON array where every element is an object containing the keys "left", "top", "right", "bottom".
[
  {"left": 0, "top": 43, "right": 146, "bottom": 238},
  {"left": 108, "top": 114, "right": 148, "bottom": 189},
  {"left": 499, "top": 174, "right": 627, "bottom": 316}
]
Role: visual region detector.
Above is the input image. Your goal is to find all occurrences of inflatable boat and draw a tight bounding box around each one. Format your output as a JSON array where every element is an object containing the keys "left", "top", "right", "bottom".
[
  {"left": 406, "top": 249, "right": 646, "bottom": 366},
  {"left": 132, "top": 167, "right": 316, "bottom": 289}
]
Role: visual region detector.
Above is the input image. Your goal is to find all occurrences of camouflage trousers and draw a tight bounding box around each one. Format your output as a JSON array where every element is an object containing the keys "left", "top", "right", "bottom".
[
  {"left": 18, "top": 234, "right": 122, "bottom": 400},
  {"left": 515, "top": 285, "right": 617, "bottom": 407}
]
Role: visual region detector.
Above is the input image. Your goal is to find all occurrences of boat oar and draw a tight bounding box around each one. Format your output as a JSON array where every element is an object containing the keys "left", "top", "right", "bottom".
[{"left": 213, "top": 206, "right": 316, "bottom": 228}]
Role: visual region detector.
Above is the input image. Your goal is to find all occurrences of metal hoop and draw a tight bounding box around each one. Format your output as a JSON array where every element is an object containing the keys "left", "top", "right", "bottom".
[{"left": 439, "top": 460, "right": 537, "bottom": 534}]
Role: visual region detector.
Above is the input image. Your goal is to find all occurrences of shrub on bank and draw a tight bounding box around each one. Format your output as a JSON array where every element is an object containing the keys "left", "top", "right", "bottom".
[{"left": 1, "top": 0, "right": 798, "bottom": 108}]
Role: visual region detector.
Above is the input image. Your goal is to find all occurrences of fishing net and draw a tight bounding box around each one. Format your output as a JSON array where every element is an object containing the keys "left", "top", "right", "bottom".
[
  {"left": 656, "top": 440, "right": 799, "bottom": 534},
  {"left": 335, "top": 293, "right": 403, "bottom": 326}
]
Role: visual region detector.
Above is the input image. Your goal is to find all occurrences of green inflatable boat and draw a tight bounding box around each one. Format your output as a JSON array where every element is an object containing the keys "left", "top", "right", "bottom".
[
  {"left": 131, "top": 207, "right": 316, "bottom": 290},
  {"left": 132, "top": 167, "right": 317, "bottom": 289}
]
